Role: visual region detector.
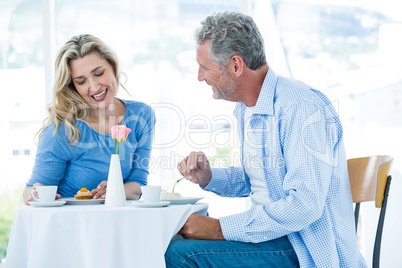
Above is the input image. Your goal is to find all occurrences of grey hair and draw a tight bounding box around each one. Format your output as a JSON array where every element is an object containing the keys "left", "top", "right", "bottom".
[{"left": 195, "top": 11, "right": 267, "bottom": 70}]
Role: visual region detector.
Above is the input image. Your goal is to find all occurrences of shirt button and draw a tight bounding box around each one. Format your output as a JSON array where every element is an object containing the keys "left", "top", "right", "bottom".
[{"left": 213, "top": 188, "right": 216, "bottom": 191}]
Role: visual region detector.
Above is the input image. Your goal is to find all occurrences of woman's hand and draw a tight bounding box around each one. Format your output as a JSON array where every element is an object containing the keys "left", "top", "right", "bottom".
[
  {"left": 91, "top": 181, "right": 107, "bottom": 199},
  {"left": 23, "top": 183, "right": 44, "bottom": 205},
  {"left": 91, "top": 181, "right": 141, "bottom": 200},
  {"left": 178, "top": 151, "right": 212, "bottom": 187},
  {"left": 23, "top": 183, "right": 61, "bottom": 205}
]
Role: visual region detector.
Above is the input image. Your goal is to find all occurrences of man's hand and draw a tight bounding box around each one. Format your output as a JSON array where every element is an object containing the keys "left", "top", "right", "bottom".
[
  {"left": 179, "top": 214, "right": 225, "bottom": 240},
  {"left": 178, "top": 151, "right": 212, "bottom": 187}
]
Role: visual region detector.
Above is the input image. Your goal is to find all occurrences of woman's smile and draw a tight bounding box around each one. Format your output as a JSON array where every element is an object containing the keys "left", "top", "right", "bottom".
[{"left": 92, "top": 88, "right": 108, "bottom": 101}]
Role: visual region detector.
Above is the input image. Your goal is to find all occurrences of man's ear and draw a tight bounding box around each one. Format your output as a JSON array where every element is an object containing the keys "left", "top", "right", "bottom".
[{"left": 229, "top": 55, "right": 244, "bottom": 77}]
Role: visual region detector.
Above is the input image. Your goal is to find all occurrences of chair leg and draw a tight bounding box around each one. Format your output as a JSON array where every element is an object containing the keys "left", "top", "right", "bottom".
[
  {"left": 373, "top": 175, "right": 392, "bottom": 268},
  {"left": 354, "top": 202, "right": 360, "bottom": 232}
]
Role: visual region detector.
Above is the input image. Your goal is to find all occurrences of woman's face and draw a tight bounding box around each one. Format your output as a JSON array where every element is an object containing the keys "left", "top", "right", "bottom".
[{"left": 70, "top": 52, "right": 117, "bottom": 111}]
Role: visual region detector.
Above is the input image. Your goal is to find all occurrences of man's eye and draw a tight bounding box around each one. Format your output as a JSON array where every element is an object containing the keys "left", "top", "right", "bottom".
[{"left": 95, "top": 71, "right": 104, "bottom": 77}]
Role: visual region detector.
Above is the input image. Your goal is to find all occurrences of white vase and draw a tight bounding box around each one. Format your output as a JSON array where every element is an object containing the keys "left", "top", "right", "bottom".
[{"left": 105, "top": 154, "right": 126, "bottom": 207}]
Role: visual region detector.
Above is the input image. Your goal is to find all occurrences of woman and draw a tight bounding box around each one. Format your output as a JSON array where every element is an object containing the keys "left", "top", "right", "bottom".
[{"left": 23, "top": 34, "right": 155, "bottom": 204}]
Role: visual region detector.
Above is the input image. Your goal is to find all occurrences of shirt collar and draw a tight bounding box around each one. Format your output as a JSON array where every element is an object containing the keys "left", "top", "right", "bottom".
[{"left": 233, "top": 67, "right": 278, "bottom": 119}]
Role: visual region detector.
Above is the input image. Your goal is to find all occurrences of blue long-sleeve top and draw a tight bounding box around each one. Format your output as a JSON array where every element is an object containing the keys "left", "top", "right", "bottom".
[{"left": 26, "top": 99, "right": 155, "bottom": 197}]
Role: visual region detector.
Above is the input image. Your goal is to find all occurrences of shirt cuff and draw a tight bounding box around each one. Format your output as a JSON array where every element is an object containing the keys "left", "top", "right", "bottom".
[
  {"left": 219, "top": 213, "right": 248, "bottom": 242},
  {"left": 201, "top": 168, "right": 227, "bottom": 194}
]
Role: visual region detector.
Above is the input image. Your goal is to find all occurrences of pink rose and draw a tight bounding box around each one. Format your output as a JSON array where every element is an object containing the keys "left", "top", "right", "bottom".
[
  {"left": 111, "top": 125, "right": 132, "bottom": 154},
  {"left": 111, "top": 125, "right": 132, "bottom": 143}
]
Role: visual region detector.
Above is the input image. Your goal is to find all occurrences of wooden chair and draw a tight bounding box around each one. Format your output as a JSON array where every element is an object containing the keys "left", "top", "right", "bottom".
[{"left": 347, "top": 155, "right": 393, "bottom": 268}]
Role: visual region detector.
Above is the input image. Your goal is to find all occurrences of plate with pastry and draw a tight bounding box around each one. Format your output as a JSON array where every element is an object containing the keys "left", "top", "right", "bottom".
[
  {"left": 60, "top": 198, "right": 105, "bottom": 205},
  {"left": 60, "top": 187, "right": 105, "bottom": 205}
]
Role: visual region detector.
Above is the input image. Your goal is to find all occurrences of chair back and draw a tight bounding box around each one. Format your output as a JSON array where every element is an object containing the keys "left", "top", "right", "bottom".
[
  {"left": 347, "top": 155, "right": 393, "bottom": 268},
  {"left": 347, "top": 155, "right": 393, "bottom": 208}
]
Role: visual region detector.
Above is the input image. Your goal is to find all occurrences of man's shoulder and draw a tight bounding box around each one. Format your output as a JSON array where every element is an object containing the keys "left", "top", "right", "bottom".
[
  {"left": 274, "top": 76, "right": 329, "bottom": 109},
  {"left": 275, "top": 76, "right": 314, "bottom": 101},
  {"left": 273, "top": 76, "right": 339, "bottom": 124}
]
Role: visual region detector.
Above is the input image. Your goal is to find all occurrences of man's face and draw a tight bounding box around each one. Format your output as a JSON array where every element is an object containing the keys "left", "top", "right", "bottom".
[{"left": 196, "top": 41, "right": 238, "bottom": 100}]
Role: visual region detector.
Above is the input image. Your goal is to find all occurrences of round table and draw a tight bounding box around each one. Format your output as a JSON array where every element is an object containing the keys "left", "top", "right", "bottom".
[{"left": 6, "top": 202, "right": 208, "bottom": 268}]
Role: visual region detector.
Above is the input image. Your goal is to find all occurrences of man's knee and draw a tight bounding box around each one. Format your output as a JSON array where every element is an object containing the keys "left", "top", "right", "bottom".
[{"left": 165, "top": 240, "right": 192, "bottom": 267}]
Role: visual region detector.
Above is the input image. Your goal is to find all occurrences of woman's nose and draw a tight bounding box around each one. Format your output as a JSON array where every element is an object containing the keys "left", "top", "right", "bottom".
[{"left": 89, "top": 79, "right": 100, "bottom": 92}]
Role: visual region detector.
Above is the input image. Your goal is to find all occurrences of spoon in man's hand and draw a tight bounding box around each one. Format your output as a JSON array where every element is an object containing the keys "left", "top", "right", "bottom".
[{"left": 172, "top": 170, "right": 191, "bottom": 193}]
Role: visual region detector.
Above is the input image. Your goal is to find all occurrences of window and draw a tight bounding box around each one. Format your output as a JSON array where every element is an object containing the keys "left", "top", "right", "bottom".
[
  {"left": 272, "top": 1, "right": 401, "bottom": 266},
  {"left": 0, "top": 0, "right": 246, "bottom": 260},
  {"left": 1, "top": 1, "right": 401, "bottom": 265}
]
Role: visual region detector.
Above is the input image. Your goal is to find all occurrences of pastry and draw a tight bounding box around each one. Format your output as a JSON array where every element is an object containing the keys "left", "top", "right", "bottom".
[
  {"left": 74, "top": 187, "right": 93, "bottom": 200},
  {"left": 166, "top": 192, "right": 181, "bottom": 199}
]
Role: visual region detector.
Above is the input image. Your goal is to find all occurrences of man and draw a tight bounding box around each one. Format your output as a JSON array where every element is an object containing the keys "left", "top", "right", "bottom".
[{"left": 165, "top": 11, "right": 367, "bottom": 267}]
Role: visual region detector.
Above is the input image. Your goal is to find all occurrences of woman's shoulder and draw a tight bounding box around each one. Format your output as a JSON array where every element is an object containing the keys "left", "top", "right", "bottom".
[
  {"left": 120, "top": 99, "right": 155, "bottom": 131},
  {"left": 38, "top": 122, "right": 72, "bottom": 148},
  {"left": 122, "top": 99, "right": 151, "bottom": 109},
  {"left": 40, "top": 120, "right": 88, "bottom": 143},
  {"left": 121, "top": 99, "right": 154, "bottom": 117},
  {"left": 41, "top": 121, "right": 66, "bottom": 137}
]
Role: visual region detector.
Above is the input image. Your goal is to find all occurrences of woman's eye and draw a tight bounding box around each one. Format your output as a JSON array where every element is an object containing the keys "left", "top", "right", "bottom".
[
  {"left": 77, "top": 80, "right": 85, "bottom": 85},
  {"left": 95, "top": 71, "right": 104, "bottom": 77}
]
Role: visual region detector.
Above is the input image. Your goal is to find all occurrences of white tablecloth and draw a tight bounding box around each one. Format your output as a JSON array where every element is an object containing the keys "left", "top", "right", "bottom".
[{"left": 6, "top": 202, "right": 208, "bottom": 268}]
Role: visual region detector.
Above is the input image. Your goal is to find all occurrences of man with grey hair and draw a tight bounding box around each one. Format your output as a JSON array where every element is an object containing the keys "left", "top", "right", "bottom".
[{"left": 165, "top": 11, "right": 367, "bottom": 267}]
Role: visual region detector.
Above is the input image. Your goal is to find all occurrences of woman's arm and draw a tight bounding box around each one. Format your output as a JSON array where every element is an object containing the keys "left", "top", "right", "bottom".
[
  {"left": 26, "top": 124, "right": 71, "bottom": 201},
  {"left": 124, "top": 104, "right": 156, "bottom": 189},
  {"left": 91, "top": 181, "right": 141, "bottom": 200},
  {"left": 124, "top": 181, "right": 142, "bottom": 200}
]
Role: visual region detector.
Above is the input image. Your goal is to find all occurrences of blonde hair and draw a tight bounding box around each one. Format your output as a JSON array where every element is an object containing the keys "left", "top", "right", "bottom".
[{"left": 37, "top": 34, "right": 125, "bottom": 145}]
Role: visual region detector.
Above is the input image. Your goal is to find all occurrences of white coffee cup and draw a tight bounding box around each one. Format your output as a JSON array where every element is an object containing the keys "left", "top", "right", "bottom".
[
  {"left": 141, "top": 185, "right": 167, "bottom": 203},
  {"left": 32, "top": 186, "right": 58, "bottom": 202}
]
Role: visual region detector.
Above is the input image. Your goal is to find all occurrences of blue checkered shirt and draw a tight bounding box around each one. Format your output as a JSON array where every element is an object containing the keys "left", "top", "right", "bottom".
[{"left": 204, "top": 68, "right": 367, "bottom": 267}]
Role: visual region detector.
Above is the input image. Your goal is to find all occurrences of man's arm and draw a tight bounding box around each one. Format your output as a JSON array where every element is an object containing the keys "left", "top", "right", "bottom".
[
  {"left": 179, "top": 214, "right": 225, "bottom": 240},
  {"left": 178, "top": 151, "right": 251, "bottom": 197}
]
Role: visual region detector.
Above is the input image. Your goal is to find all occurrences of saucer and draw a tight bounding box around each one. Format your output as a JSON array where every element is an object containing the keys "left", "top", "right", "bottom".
[
  {"left": 130, "top": 200, "right": 170, "bottom": 208},
  {"left": 28, "top": 200, "right": 66, "bottom": 207},
  {"left": 165, "top": 197, "right": 204, "bottom": 205}
]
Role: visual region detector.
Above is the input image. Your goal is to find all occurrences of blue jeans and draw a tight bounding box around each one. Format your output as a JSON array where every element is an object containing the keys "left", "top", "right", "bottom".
[{"left": 165, "top": 236, "right": 299, "bottom": 268}]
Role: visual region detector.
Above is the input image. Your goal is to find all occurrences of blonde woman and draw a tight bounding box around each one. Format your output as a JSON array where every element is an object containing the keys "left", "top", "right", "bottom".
[{"left": 23, "top": 34, "right": 155, "bottom": 204}]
